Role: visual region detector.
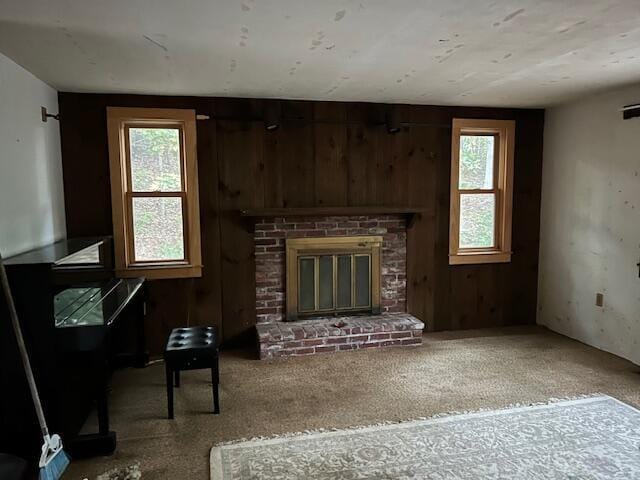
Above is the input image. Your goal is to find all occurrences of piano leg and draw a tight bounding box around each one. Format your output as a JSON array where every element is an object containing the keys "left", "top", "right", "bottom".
[
  {"left": 174, "top": 370, "right": 180, "bottom": 388},
  {"left": 166, "top": 364, "right": 174, "bottom": 419},
  {"left": 67, "top": 356, "right": 117, "bottom": 458},
  {"left": 97, "top": 379, "right": 110, "bottom": 435},
  {"left": 110, "top": 294, "right": 149, "bottom": 369},
  {"left": 134, "top": 297, "right": 149, "bottom": 368}
]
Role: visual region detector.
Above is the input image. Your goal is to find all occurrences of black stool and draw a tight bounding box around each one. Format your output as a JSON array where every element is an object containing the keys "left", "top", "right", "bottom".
[{"left": 164, "top": 326, "right": 220, "bottom": 419}]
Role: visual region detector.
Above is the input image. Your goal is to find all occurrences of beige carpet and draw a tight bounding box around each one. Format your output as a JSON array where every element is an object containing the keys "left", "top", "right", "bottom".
[{"left": 66, "top": 326, "right": 640, "bottom": 479}]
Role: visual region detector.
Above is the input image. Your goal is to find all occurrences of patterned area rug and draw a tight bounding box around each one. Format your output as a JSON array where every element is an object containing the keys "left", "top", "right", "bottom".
[{"left": 210, "top": 395, "right": 640, "bottom": 479}]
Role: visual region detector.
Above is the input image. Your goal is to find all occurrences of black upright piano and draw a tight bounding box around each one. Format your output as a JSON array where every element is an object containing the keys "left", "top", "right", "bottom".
[{"left": 0, "top": 237, "right": 146, "bottom": 465}]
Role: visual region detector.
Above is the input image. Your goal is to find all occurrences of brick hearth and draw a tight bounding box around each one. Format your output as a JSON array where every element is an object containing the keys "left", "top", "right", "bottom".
[
  {"left": 253, "top": 214, "right": 424, "bottom": 359},
  {"left": 257, "top": 313, "right": 424, "bottom": 359}
]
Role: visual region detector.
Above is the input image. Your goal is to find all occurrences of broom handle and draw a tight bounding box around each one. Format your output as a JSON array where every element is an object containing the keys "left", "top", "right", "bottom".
[{"left": 0, "top": 252, "right": 50, "bottom": 438}]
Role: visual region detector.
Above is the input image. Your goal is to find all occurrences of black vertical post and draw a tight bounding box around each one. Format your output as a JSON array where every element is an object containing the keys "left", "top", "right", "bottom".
[
  {"left": 166, "top": 364, "right": 174, "bottom": 419},
  {"left": 212, "top": 356, "right": 220, "bottom": 414}
]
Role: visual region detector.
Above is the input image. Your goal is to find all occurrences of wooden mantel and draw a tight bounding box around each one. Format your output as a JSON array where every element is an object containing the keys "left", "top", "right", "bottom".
[{"left": 240, "top": 206, "right": 430, "bottom": 228}]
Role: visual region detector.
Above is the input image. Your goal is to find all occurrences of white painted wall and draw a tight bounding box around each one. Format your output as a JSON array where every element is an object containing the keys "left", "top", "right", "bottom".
[
  {"left": 538, "top": 82, "right": 640, "bottom": 366},
  {"left": 0, "top": 52, "right": 66, "bottom": 257}
]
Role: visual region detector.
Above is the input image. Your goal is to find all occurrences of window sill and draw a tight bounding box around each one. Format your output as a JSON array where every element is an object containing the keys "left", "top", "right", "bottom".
[
  {"left": 116, "top": 264, "right": 202, "bottom": 280},
  {"left": 449, "top": 251, "right": 511, "bottom": 265}
]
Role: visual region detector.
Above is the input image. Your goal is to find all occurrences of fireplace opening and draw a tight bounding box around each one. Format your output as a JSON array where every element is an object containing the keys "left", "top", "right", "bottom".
[{"left": 285, "top": 236, "right": 382, "bottom": 320}]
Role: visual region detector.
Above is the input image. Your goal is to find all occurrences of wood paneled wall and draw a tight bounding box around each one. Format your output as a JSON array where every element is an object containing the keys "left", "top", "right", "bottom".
[{"left": 58, "top": 93, "right": 544, "bottom": 353}]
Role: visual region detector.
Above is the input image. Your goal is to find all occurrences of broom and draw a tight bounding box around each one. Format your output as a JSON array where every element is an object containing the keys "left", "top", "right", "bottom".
[{"left": 0, "top": 252, "right": 70, "bottom": 480}]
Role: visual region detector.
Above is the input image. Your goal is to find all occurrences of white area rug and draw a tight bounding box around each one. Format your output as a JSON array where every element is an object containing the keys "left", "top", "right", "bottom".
[{"left": 210, "top": 395, "right": 640, "bottom": 479}]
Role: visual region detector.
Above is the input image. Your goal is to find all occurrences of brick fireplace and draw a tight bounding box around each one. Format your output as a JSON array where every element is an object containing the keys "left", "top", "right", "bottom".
[{"left": 253, "top": 213, "right": 424, "bottom": 359}]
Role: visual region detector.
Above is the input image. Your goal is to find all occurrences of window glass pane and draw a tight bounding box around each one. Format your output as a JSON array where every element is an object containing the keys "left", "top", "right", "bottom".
[
  {"left": 318, "top": 256, "right": 334, "bottom": 310},
  {"left": 459, "top": 135, "right": 494, "bottom": 190},
  {"left": 336, "top": 255, "right": 352, "bottom": 308},
  {"left": 355, "top": 255, "right": 370, "bottom": 307},
  {"left": 459, "top": 193, "right": 496, "bottom": 248},
  {"left": 132, "top": 197, "right": 185, "bottom": 261},
  {"left": 129, "top": 127, "right": 182, "bottom": 192},
  {"left": 298, "top": 258, "right": 315, "bottom": 311}
]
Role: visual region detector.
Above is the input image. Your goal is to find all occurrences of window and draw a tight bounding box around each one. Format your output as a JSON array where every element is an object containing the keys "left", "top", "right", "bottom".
[
  {"left": 107, "top": 107, "right": 202, "bottom": 279},
  {"left": 449, "top": 118, "right": 515, "bottom": 265}
]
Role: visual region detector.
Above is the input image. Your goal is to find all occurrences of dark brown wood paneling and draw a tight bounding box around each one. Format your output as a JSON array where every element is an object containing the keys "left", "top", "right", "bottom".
[
  {"left": 314, "top": 103, "right": 348, "bottom": 207},
  {"left": 58, "top": 93, "right": 544, "bottom": 353},
  {"left": 406, "top": 126, "right": 440, "bottom": 330},
  {"left": 281, "top": 123, "right": 315, "bottom": 208},
  {"left": 58, "top": 94, "right": 113, "bottom": 236},
  {"left": 217, "top": 120, "right": 264, "bottom": 343},
  {"left": 193, "top": 117, "right": 223, "bottom": 333}
]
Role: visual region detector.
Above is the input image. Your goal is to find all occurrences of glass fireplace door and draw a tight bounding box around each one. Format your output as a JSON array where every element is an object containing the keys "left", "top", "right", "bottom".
[
  {"left": 286, "top": 236, "right": 382, "bottom": 320},
  {"left": 298, "top": 254, "right": 371, "bottom": 315}
]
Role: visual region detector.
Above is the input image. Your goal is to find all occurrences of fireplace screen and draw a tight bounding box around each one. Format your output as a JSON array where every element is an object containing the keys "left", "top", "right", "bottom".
[{"left": 286, "top": 236, "right": 382, "bottom": 320}]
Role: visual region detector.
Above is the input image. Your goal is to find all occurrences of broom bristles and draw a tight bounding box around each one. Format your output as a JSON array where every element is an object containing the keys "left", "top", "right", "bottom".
[
  {"left": 39, "top": 448, "right": 70, "bottom": 480},
  {"left": 39, "top": 440, "right": 70, "bottom": 480}
]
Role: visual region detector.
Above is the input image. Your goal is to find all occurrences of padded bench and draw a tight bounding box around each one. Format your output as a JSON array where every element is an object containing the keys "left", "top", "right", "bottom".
[{"left": 164, "top": 326, "right": 220, "bottom": 419}]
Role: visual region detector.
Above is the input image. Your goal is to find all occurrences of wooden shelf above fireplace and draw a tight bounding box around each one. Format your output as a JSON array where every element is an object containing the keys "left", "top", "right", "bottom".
[
  {"left": 240, "top": 206, "right": 430, "bottom": 229},
  {"left": 240, "top": 206, "right": 430, "bottom": 227}
]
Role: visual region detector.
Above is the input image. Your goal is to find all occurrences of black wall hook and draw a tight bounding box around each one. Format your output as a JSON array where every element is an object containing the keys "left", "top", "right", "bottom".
[
  {"left": 622, "top": 104, "right": 640, "bottom": 120},
  {"left": 41, "top": 106, "right": 60, "bottom": 122}
]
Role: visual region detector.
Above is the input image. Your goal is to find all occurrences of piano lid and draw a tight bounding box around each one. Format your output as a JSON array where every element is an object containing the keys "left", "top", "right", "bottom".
[{"left": 4, "top": 238, "right": 109, "bottom": 266}]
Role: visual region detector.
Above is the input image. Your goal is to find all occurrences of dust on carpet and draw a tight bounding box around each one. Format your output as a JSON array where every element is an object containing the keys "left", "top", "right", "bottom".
[{"left": 95, "top": 462, "right": 142, "bottom": 480}]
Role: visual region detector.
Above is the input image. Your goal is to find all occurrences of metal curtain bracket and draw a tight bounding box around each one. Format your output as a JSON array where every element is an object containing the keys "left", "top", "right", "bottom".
[{"left": 41, "top": 107, "right": 60, "bottom": 122}]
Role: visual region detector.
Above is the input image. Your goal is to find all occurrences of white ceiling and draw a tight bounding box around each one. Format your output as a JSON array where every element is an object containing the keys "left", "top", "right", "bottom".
[{"left": 1, "top": 0, "right": 639, "bottom": 107}]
